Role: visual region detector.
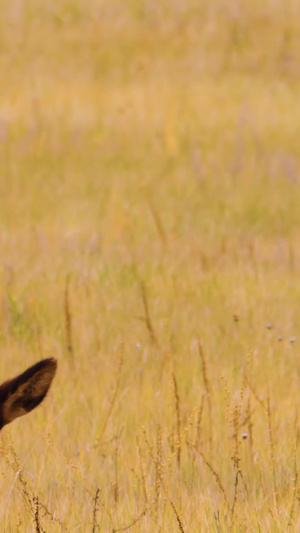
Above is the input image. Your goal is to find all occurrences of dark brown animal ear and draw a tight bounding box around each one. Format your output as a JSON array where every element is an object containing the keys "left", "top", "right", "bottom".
[{"left": 0, "top": 358, "right": 57, "bottom": 430}]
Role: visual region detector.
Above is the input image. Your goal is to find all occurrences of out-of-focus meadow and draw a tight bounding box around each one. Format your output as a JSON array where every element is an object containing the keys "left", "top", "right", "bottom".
[{"left": 1, "top": 1, "right": 300, "bottom": 530}]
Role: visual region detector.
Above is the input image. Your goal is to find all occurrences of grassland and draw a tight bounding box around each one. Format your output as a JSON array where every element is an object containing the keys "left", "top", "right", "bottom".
[{"left": 0, "top": 1, "right": 300, "bottom": 531}]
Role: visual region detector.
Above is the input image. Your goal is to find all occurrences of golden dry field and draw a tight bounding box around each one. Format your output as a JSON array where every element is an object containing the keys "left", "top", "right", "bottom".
[{"left": 1, "top": 1, "right": 300, "bottom": 531}]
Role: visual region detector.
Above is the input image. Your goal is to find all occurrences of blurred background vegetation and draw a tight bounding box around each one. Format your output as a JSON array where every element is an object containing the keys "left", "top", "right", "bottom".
[{"left": 0, "top": 1, "right": 300, "bottom": 531}]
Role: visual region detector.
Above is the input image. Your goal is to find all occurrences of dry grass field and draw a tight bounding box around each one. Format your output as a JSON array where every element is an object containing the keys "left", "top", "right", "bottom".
[{"left": 1, "top": 1, "right": 300, "bottom": 531}]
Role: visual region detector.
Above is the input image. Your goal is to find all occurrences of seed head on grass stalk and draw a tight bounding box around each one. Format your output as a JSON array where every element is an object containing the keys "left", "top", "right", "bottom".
[
  {"left": 237, "top": 395, "right": 255, "bottom": 456},
  {"left": 231, "top": 404, "right": 242, "bottom": 520},
  {"left": 183, "top": 407, "right": 198, "bottom": 449},
  {"left": 1, "top": 438, "right": 64, "bottom": 531},
  {"left": 33, "top": 496, "right": 44, "bottom": 533},
  {"left": 143, "top": 428, "right": 185, "bottom": 531},
  {"left": 92, "top": 488, "right": 100, "bottom": 533},
  {"left": 143, "top": 427, "right": 165, "bottom": 515}
]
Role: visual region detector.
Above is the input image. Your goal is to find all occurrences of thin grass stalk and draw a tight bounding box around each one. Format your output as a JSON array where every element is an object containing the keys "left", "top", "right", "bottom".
[
  {"left": 137, "top": 436, "right": 148, "bottom": 504},
  {"left": 148, "top": 200, "right": 168, "bottom": 248},
  {"left": 287, "top": 416, "right": 299, "bottom": 528},
  {"left": 92, "top": 488, "right": 100, "bottom": 533},
  {"left": 95, "top": 352, "right": 123, "bottom": 446},
  {"left": 267, "top": 396, "right": 278, "bottom": 514},
  {"left": 172, "top": 372, "right": 181, "bottom": 469},
  {"left": 198, "top": 341, "right": 212, "bottom": 452},
  {"left": 64, "top": 275, "right": 74, "bottom": 360},
  {"left": 170, "top": 500, "right": 185, "bottom": 533},
  {"left": 193, "top": 447, "right": 230, "bottom": 513},
  {"left": 139, "top": 280, "right": 159, "bottom": 347}
]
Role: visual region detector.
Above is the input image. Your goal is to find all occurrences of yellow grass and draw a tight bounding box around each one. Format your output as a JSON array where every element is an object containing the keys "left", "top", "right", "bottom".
[{"left": 0, "top": 0, "right": 300, "bottom": 530}]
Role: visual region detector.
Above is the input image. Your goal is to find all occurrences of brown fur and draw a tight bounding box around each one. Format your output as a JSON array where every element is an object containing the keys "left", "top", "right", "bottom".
[{"left": 0, "top": 358, "right": 57, "bottom": 430}]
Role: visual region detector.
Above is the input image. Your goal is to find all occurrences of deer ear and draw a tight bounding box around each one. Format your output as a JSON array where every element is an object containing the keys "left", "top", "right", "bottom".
[{"left": 0, "top": 358, "right": 57, "bottom": 429}]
